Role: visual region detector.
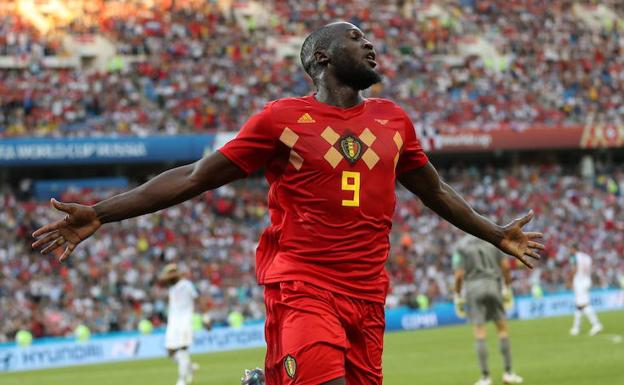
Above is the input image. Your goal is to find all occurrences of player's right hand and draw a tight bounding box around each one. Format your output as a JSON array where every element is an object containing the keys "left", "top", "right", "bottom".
[
  {"left": 31, "top": 198, "right": 101, "bottom": 262},
  {"left": 454, "top": 293, "right": 466, "bottom": 318}
]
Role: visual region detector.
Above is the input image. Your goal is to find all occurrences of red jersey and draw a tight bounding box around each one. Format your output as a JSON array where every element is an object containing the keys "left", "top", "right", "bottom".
[{"left": 219, "top": 95, "right": 428, "bottom": 303}]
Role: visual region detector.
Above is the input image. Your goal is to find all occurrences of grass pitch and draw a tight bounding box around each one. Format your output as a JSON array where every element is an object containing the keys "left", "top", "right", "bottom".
[{"left": 2, "top": 311, "right": 623, "bottom": 385}]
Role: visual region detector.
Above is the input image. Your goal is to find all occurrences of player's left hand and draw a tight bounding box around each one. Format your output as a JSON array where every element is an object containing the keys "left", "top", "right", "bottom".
[
  {"left": 454, "top": 294, "right": 466, "bottom": 319},
  {"left": 497, "top": 210, "right": 544, "bottom": 269}
]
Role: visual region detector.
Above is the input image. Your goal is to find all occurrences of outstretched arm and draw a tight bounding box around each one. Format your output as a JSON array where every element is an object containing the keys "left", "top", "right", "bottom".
[
  {"left": 32, "top": 152, "right": 245, "bottom": 261},
  {"left": 398, "top": 162, "right": 544, "bottom": 268},
  {"left": 94, "top": 152, "right": 244, "bottom": 223}
]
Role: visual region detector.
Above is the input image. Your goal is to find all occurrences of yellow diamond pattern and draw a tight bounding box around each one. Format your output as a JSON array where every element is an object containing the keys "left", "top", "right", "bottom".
[
  {"left": 278, "top": 128, "right": 303, "bottom": 171},
  {"left": 393, "top": 131, "right": 403, "bottom": 169},
  {"left": 359, "top": 128, "right": 376, "bottom": 147},
  {"left": 324, "top": 147, "right": 342, "bottom": 168},
  {"left": 321, "top": 126, "right": 340, "bottom": 145},
  {"left": 289, "top": 150, "right": 303, "bottom": 170},
  {"left": 321, "top": 127, "right": 386, "bottom": 169},
  {"left": 393, "top": 131, "right": 403, "bottom": 150},
  {"left": 362, "top": 149, "right": 380, "bottom": 170},
  {"left": 279, "top": 127, "right": 298, "bottom": 148}
]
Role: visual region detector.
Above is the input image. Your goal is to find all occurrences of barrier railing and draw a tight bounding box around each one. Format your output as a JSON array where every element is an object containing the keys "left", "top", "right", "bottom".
[{"left": 1, "top": 289, "right": 622, "bottom": 372}]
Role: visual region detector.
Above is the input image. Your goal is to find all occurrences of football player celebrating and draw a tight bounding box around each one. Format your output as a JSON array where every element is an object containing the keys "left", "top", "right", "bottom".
[{"left": 32, "top": 22, "right": 543, "bottom": 385}]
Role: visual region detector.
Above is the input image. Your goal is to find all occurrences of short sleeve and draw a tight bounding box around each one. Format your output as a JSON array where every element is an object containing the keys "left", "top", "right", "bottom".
[
  {"left": 218, "top": 103, "right": 278, "bottom": 175},
  {"left": 396, "top": 112, "right": 429, "bottom": 175}
]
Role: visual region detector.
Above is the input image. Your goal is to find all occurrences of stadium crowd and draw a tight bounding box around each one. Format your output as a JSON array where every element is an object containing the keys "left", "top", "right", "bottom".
[
  {"left": 1, "top": 164, "right": 623, "bottom": 341},
  {"left": 1, "top": 0, "right": 624, "bottom": 137}
]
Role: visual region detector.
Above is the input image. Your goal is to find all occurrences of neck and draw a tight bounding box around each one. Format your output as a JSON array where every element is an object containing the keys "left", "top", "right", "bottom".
[{"left": 314, "top": 77, "right": 363, "bottom": 108}]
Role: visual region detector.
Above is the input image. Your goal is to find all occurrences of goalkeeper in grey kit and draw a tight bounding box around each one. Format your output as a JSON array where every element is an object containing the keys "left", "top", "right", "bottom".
[{"left": 453, "top": 235, "right": 523, "bottom": 385}]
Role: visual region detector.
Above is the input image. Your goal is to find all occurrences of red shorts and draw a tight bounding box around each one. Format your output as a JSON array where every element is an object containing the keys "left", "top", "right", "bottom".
[{"left": 264, "top": 281, "right": 385, "bottom": 385}]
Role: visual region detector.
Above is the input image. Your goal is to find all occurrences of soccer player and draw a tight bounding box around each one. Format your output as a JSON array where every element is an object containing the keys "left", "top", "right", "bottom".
[
  {"left": 32, "top": 22, "right": 543, "bottom": 385},
  {"left": 569, "top": 244, "right": 603, "bottom": 336},
  {"left": 158, "top": 263, "right": 199, "bottom": 385},
  {"left": 453, "top": 235, "right": 523, "bottom": 385}
]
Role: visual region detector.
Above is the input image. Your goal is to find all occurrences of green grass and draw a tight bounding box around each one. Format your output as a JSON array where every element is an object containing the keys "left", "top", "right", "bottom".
[{"left": 2, "top": 311, "right": 623, "bottom": 385}]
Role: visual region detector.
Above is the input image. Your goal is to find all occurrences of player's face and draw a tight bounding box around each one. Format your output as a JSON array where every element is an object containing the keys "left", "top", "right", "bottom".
[{"left": 329, "top": 26, "right": 381, "bottom": 90}]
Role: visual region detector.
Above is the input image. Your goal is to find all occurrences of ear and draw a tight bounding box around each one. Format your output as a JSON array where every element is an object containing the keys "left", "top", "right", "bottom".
[{"left": 314, "top": 49, "right": 330, "bottom": 67}]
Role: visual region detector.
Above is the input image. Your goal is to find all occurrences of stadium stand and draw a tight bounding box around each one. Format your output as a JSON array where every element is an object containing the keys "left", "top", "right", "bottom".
[
  {"left": 1, "top": 0, "right": 623, "bottom": 342},
  {"left": 1, "top": 0, "right": 624, "bottom": 137},
  {"left": 1, "top": 164, "right": 623, "bottom": 340}
]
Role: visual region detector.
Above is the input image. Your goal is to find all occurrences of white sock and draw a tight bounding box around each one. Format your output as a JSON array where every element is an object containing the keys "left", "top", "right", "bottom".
[
  {"left": 174, "top": 350, "right": 190, "bottom": 382},
  {"left": 583, "top": 306, "right": 601, "bottom": 327},
  {"left": 572, "top": 310, "right": 582, "bottom": 330}
]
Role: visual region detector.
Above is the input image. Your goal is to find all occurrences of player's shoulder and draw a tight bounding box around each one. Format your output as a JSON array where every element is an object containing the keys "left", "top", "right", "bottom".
[
  {"left": 455, "top": 234, "right": 475, "bottom": 253},
  {"left": 264, "top": 96, "right": 316, "bottom": 112},
  {"left": 365, "top": 97, "right": 408, "bottom": 116},
  {"left": 173, "top": 278, "right": 190, "bottom": 288},
  {"left": 457, "top": 234, "right": 478, "bottom": 246},
  {"left": 256, "top": 96, "right": 320, "bottom": 125}
]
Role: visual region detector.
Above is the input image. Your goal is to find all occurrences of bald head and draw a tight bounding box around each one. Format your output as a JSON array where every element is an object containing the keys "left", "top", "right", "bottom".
[
  {"left": 300, "top": 22, "right": 358, "bottom": 84},
  {"left": 300, "top": 21, "right": 381, "bottom": 91}
]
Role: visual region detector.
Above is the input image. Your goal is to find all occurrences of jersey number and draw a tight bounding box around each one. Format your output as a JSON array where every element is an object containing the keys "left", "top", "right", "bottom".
[{"left": 341, "top": 171, "right": 360, "bottom": 207}]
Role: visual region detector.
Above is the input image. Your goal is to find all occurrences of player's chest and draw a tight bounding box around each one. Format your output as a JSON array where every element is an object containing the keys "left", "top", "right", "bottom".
[
  {"left": 169, "top": 287, "right": 185, "bottom": 300},
  {"left": 273, "top": 112, "right": 405, "bottom": 173}
]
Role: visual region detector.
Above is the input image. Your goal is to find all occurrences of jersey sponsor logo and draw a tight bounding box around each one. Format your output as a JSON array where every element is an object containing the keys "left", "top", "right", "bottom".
[
  {"left": 297, "top": 113, "right": 316, "bottom": 123},
  {"left": 375, "top": 119, "right": 388, "bottom": 125},
  {"left": 284, "top": 354, "right": 297, "bottom": 378},
  {"left": 338, "top": 134, "right": 365, "bottom": 164}
]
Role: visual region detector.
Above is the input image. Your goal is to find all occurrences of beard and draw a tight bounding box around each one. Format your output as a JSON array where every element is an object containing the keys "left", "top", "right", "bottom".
[{"left": 332, "top": 52, "right": 382, "bottom": 90}]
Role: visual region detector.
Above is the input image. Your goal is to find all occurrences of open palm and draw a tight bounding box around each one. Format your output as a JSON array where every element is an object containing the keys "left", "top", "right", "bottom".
[
  {"left": 31, "top": 199, "right": 101, "bottom": 262},
  {"left": 497, "top": 210, "right": 544, "bottom": 268}
]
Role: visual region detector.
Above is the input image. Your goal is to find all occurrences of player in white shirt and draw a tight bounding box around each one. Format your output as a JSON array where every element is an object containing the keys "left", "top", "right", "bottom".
[
  {"left": 569, "top": 245, "right": 603, "bottom": 336},
  {"left": 159, "top": 263, "right": 199, "bottom": 385}
]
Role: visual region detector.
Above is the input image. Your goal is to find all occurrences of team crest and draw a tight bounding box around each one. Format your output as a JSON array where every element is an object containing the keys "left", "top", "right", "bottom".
[
  {"left": 337, "top": 134, "right": 365, "bottom": 164},
  {"left": 284, "top": 355, "right": 297, "bottom": 378}
]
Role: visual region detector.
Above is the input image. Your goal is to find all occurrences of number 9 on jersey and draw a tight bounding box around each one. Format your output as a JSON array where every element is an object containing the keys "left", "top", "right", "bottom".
[{"left": 341, "top": 171, "right": 360, "bottom": 207}]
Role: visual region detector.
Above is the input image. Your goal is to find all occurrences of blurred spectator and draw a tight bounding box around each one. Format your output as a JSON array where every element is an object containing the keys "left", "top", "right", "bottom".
[
  {"left": 1, "top": 163, "right": 623, "bottom": 340},
  {"left": 1, "top": 1, "right": 624, "bottom": 137}
]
